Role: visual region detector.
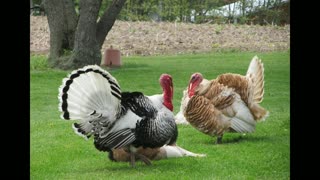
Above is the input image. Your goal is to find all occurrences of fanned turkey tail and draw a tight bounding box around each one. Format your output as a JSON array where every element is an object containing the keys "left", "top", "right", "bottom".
[
  {"left": 246, "top": 56, "right": 265, "bottom": 103},
  {"left": 246, "top": 56, "right": 269, "bottom": 121},
  {"left": 58, "top": 65, "right": 122, "bottom": 138}
]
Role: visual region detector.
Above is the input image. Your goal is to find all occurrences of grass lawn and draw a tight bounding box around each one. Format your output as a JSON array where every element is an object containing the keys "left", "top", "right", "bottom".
[{"left": 30, "top": 51, "right": 290, "bottom": 179}]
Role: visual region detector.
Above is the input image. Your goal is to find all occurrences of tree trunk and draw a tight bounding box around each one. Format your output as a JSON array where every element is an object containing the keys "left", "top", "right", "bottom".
[
  {"left": 65, "top": 0, "right": 102, "bottom": 69},
  {"left": 43, "top": 0, "right": 77, "bottom": 67},
  {"left": 96, "top": 0, "right": 127, "bottom": 47},
  {"left": 44, "top": 0, "right": 127, "bottom": 70}
]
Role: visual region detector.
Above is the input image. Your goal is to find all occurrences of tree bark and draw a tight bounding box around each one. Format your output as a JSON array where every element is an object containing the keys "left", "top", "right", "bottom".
[
  {"left": 63, "top": 0, "right": 78, "bottom": 50},
  {"left": 43, "top": 0, "right": 77, "bottom": 67},
  {"left": 96, "top": 0, "right": 127, "bottom": 47},
  {"left": 64, "top": 0, "right": 102, "bottom": 69}
]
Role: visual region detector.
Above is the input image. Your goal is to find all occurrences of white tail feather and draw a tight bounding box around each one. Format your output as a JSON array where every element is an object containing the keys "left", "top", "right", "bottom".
[
  {"left": 246, "top": 56, "right": 263, "bottom": 78},
  {"left": 58, "top": 65, "right": 121, "bottom": 121},
  {"left": 246, "top": 56, "right": 265, "bottom": 103}
]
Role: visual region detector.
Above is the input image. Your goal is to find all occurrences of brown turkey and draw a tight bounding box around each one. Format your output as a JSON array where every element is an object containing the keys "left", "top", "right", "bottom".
[
  {"left": 108, "top": 145, "right": 206, "bottom": 163},
  {"left": 183, "top": 56, "right": 269, "bottom": 144}
]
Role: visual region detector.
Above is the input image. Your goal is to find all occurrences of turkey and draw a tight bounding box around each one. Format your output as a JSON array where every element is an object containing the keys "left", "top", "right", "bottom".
[
  {"left": 183, "top": 56, "right": 269, "bottom": 144},
  {"left": 58, "top": 65, "right": 177, "bottom": 166},
  {"left": 109, "top": 145, "right": 206, "bottom": 162}
]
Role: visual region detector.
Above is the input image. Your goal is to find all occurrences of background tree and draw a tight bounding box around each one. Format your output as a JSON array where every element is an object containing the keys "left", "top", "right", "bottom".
[
  {"left": 39, "top": 0, "right": 289, "bottom": 69},
  {"left": 43, "top": 0, "right": 126, "bottom": 70}
]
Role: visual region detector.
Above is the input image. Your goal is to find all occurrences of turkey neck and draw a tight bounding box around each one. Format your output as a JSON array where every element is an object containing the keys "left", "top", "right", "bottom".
[
  {"left": 188, "top": 73, "right": 203, "bottom": 98},
  {"left": 163, "top": 84, "right": 173, "bottom": 111}
]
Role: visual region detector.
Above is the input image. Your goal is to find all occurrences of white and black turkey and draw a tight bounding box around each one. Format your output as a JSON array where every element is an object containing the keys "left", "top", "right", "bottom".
[
  {"left": 58, "top": 65, "right": 177, "bottom": 166},
  {"left": 183, "top": 56, "right": 269, "bottom": 144}
]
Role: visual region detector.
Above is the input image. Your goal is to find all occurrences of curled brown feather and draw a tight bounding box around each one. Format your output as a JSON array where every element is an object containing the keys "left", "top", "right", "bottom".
[
  {"left": 184, "top": 95, "right": 231, "bottom": 136},
  {"left": 216, "top": 73, "right": 250, "bottom": 105}
]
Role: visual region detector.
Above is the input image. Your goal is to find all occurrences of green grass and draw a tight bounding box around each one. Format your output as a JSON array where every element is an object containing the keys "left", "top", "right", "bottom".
[
  {"left": 31, "top": 51, "right": 290, "bottom": 179},
  {"left": 30, "top": 54, "right": 49, "bottom": 71}
]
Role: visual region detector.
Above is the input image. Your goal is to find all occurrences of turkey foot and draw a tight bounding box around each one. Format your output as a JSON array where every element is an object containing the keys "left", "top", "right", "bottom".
[
  {"left": 129, "top": 152, "right": 152, "bottom": 167},
  {"left": 216, "top": 135, "right": 223, "bottom": 144},
  {"left": 130, "top": 152, "right": 136, "bottom": 167},
  {"left": 136, "top": 153, "right": 152, "bottom": 166}
]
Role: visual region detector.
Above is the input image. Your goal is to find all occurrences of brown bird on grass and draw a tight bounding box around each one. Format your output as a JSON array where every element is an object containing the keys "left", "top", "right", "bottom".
[
  {"left": 183, "top": 56, "right": 269, "bottom": 144},
  {"left": 108, "top": 145, "right": 206, "bottom": 163}
]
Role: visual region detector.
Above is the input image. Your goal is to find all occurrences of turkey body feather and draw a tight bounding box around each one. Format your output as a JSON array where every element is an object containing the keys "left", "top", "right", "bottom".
[
  {"left": 175, "top": 79, "right": 210, "bottom": 124},
  {"left": 58, "top": 65, "right": 177, "bottom": 166}
]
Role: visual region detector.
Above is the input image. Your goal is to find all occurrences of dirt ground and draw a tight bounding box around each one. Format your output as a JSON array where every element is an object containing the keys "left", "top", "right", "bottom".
[{"left": 30, "top": 16, "right": 290, "bottom": 56}]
